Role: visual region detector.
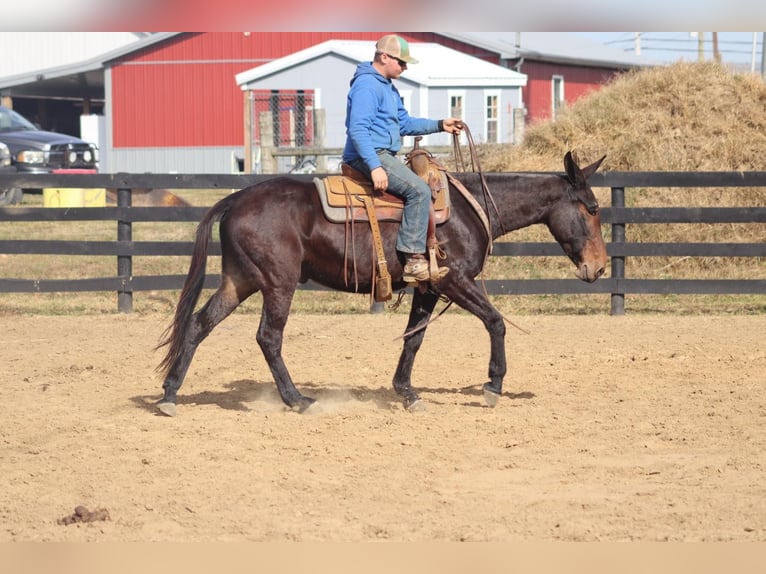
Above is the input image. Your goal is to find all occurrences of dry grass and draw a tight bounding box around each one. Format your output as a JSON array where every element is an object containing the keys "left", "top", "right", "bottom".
[
  {"left": 477, "top": 61, "right": 766, "bottom": 307},
  {"left": 481, "top": 61, "right": 766, "bottom": 172},
  {"left": 1, "top": 62, "right": 764, "bottom": 315}
]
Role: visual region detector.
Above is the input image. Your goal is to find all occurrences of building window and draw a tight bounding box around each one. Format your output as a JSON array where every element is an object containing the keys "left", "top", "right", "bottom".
[
  {"left": 448, "top": 91, "right": 465, "bottom": 121},
  {"left": 485, "top": 91, "right": 499, "bottom": 144},
  {"left": 552, "top": 75, "right": 565, "bottom": 120}
]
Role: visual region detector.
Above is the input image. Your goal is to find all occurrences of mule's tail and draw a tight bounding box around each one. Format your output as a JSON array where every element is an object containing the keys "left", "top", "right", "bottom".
[{"left": 155, "top": 195, "right": 234, "bottom": 376}]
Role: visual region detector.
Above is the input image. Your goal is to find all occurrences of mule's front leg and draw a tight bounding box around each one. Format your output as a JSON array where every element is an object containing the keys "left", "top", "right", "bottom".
[
  {"left": 442, "top": 282, "right": 507, "bottom": 407},
  {"left": 392, "top": 290, "right": 439, "bottom": 411},
  {"left": 479, "top": 311, "right": 506, "bottom": 406}
]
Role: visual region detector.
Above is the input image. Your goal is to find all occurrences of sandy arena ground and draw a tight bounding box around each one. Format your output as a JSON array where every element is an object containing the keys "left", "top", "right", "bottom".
[{"left": 1, "top": 311, "right": 764, "bottom": 541}]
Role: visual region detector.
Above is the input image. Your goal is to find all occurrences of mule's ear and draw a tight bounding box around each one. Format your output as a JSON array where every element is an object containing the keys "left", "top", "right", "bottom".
[
  {"left": 581, "top": 155, "right": 607, "bottom": 179},
  {"left": 564, "top": 151, "right": 575, "bottom": 176},
  {"left": 564, "top": 151, "right": 585, "bottom": 186}
]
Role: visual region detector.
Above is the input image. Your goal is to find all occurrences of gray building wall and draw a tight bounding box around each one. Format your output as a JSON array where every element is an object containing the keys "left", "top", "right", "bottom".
[{"left": 240, "top": 52, "right": 525, "bottom": 153}]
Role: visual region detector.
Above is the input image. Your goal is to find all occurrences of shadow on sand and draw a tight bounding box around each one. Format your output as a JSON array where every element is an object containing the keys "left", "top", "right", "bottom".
[{"left": 131, "top": 378, "right": 536, "bottom": 415}]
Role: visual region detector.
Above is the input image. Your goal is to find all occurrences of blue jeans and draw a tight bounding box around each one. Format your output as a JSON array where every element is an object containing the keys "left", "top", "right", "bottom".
[{"left": 348, "top": 151, "right": 430, "bottom": 254}]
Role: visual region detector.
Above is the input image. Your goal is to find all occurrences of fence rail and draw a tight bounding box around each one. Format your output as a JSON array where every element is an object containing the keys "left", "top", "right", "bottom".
[{"left": 1, "top": 170, "right": 764, "bottom": 314}]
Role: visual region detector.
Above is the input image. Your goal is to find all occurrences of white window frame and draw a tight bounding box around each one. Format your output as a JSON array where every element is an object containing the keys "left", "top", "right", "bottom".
[
  {"left": 552, "top": 75, "right": 565, "bottom": 120},
  {"left": 448, "top": 90, "right": 466, "bottom": 122},
  {"left": 398, "top": 89, "right": 415, "bottom": 148},
  {"left": 398, "top": 89, "right": 413, "bottom": 114},
  {"left": 484, "top": 90, "right": 500, "bottom": 144}
]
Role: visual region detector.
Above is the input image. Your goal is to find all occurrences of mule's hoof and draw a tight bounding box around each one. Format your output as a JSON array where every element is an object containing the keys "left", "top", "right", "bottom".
[
  {"left": 483, "top": 388, "right": 500, "bottom": 408},
  {"left": 291, "top": 397, "right": 316, "bottom": 414},
  {"left": 157, "top": 401, "right": 177, "bottom": 417},
  {"left": 405, "top": 398, "right": 426, "bottom": 412}
]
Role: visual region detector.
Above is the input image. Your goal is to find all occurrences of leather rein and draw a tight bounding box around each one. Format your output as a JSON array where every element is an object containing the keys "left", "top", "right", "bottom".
[{"left": 396, "top": 123, "right": 530, "bottom": 339}]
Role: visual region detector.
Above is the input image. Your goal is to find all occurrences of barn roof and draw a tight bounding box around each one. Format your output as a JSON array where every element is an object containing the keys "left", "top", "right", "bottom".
[
  {"left": 442, "top": 32, "right": 655, "bottom": 68},
  {"left": 0, "top": 33, "right": 178, "bottom": 99},
  {"left": 0, "top": 32, "right": 150, "bottom": 79},
  {"left": 236, "top": 39, "right": 527, "bottom": 89}
]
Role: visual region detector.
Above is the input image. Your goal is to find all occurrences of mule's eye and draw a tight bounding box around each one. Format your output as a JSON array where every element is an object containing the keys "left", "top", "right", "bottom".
[{"left": 580, "top": 199, "right": 599, "bottom": 215}]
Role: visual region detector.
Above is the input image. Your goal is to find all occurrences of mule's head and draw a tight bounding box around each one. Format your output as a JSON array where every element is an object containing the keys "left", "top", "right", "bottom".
[{"left": 547, "top": 152, "right": 608, "bottom": 283}]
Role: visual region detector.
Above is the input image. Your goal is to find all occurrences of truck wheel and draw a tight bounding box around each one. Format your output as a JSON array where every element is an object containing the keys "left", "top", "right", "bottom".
[{"left": 0, "top": 188, "right": 23, "bottom": 206}]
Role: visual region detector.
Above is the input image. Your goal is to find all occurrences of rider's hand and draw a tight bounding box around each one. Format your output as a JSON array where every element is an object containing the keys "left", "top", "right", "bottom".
[
  {"left": 441, "top": 118, "right": 464, "bottom": 135},
  {"left": 371, "top": 167, "right": 388, "bottom": 191}
]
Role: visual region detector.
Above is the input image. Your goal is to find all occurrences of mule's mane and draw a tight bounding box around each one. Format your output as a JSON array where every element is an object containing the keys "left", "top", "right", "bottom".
[{"left": 452, "top": 170, "right": 563, "bottom": 186}]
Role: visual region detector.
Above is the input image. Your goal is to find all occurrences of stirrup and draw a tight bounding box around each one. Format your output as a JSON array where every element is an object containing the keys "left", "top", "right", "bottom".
[
  {"left": 403, "top": 254, "right": 448, "bottom": 284},
  {"left": 427, "top": 246, "right": 449, "bottom": 282}
]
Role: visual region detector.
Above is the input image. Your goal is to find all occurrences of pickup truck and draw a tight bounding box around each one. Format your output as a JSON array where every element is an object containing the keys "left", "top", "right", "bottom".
[{"left": 0, "top": 105, "right": 99, "bottom": 205}]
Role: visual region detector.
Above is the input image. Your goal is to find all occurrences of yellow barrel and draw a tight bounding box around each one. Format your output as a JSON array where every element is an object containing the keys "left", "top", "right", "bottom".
[{"left": 43, "top": 188, "right": 106, "bottom": 207}]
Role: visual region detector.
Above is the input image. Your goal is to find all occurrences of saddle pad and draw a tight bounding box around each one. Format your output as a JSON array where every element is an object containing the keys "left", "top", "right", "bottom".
[{"left": 313, "top": 175, "right": 450, "bottom": 224}]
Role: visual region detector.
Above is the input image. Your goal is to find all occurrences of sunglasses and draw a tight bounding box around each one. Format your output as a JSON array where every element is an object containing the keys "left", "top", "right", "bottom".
[{"left": 385, "top": 53, "right": 407, "bottom": 67}]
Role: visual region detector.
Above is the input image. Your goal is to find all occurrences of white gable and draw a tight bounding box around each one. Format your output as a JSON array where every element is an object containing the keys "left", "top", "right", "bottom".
[{"left": 236, "top": 40, "right": 526, "bottom": 89}]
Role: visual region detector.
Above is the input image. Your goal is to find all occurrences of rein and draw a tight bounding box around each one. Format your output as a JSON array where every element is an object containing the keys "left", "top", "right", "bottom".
[
  {"left": 453, "top": 124, "right": 507, "bottom": 237},
  {"left": 396, "top": 123, "right": 529, "bottom": 339}
]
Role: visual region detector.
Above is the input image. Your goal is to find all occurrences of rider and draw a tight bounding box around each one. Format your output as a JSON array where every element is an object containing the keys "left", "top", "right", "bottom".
[{"left": 343, "top": 34, "right": 463, "bottom": 283}]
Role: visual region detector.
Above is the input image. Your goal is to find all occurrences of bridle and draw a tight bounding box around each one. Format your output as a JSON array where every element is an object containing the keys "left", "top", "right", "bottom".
[{"left": 566, "top": 183, "right": 600, "bottom": 216}]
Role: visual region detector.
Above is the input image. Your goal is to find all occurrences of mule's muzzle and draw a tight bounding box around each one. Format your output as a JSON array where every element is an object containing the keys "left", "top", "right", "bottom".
[{"left": 576, "top": 262, "right": 606, "bottom": 283}]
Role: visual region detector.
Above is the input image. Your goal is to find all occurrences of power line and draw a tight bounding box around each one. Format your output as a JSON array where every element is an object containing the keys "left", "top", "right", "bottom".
[{"left": 605, "top": 33, "right": 763, "bottom": 63}]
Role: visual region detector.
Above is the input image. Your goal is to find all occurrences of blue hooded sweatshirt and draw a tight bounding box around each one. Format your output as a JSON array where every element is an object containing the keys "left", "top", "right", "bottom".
[{"left": 342, "top": 61, "right": 439, "bottom": 171}]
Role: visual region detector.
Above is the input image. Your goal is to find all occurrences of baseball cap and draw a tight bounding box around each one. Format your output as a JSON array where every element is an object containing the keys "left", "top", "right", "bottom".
[{"left": 375, "top": 34, "right": 418, "bottom": 64}]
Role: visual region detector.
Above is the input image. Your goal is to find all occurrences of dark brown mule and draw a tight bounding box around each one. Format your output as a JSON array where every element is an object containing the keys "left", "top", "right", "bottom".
[{"left": 156, "top": 152, "right": 607, "bottom": 416}]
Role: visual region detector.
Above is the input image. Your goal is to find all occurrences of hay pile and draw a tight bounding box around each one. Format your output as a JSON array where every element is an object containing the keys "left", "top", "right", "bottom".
[
  {"left": 482, "top": 61, "right": 766, "bottom": 173},
  {"left": 477, "top": 62, "right": 765, "bottom": 308}
]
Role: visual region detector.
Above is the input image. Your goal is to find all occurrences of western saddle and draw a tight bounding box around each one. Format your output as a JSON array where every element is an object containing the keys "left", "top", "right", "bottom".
[{"left": 313, "top": 137, "right": 451, "bottom": 302}]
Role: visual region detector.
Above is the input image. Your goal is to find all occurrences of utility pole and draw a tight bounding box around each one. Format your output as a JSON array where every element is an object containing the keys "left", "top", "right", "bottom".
[
  {"left": 751, "top": 33, "right": 758, "bottom": 73},
  {"left": 697, "top": 32, "right": 705, "bottom": 62},
  {"left": 762, "top": 32, "right": 766, "bottom": 79},
  {"left": 634, "top": 32, "right": 641, "bottom": 56},
  {"left": 712, "top": 32, "right": 720, "bottom": 63}
]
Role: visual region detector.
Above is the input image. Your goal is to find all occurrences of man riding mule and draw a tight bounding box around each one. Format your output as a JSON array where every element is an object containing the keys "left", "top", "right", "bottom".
[
  {"left": 343, "top": 34, "right": 464, "bottom": 283},
  {"left": 155, "top": 144, "right": 608, "bottom": 416}
]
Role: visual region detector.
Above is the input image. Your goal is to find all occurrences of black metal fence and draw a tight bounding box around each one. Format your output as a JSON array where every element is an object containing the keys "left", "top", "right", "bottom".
[{"left": 0, "top": 171, "right": 764, "bottom": 315}]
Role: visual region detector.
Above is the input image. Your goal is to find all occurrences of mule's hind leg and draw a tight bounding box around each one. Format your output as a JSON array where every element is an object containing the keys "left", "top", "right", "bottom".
[
  {"left": 158, "top": 278, "right": 244, "bottom": 416},
  {"left": 392, "top": 289, "right": 440, "bottom": 411},
  {"left": 257, "top": 286, "right": 315, "bottom": 413}
]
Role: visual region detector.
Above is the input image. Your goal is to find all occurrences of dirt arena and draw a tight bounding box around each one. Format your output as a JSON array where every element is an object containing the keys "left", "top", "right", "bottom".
[{"left": 1, "top": 311, "right": 764, "bottom": 541}]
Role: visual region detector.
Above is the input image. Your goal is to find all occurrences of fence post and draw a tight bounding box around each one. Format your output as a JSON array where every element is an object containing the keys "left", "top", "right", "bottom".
[
  {"left": 243, "top": 90, "right": 253, "bottom": 173},
  {"left": 117, "top": 187, "right": 133, "bottom": 313},
  {"left": 315, "top": 108, "right": 327, "bottom": 172},
  {"left": 259, "top": 111, "right": 276, "bottom": 174},
  {"left": 610, "top": 186, "right": 625, "bottom": 315},
  {"left": 513, "top": 108, "right": 525, "bottom": 144}
]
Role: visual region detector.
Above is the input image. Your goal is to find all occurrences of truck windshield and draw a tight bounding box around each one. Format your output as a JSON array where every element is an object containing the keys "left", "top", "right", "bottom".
[{"left": 0, "top": 107, "right": 37, "bottom": 132}]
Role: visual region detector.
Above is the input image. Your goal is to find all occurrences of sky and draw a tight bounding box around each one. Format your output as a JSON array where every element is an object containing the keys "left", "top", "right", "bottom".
[
  {"left": 572, "top": 32, "right": 765, "bottom": 70},
  {"left": 2, "top": 1, "right": 766, "bottom": 32}
]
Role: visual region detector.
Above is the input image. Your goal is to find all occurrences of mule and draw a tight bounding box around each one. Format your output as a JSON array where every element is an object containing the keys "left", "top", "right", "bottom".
[{"left": 156, "top": 151, "right": 607, "bottom": 416}]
